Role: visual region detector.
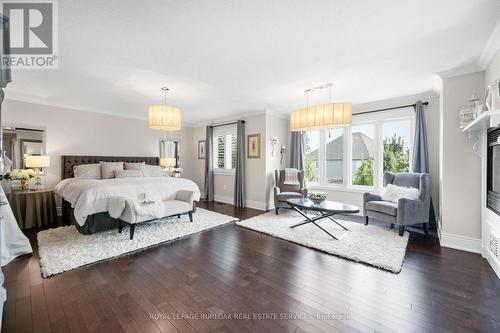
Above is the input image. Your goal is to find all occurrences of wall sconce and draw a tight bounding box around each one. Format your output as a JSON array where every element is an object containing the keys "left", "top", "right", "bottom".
[
  {"left": 270, "top": 137, "right": 278, "bottom": 156},
  {"left": 280, "top": 145, "right": 287, "bottom": 165}
]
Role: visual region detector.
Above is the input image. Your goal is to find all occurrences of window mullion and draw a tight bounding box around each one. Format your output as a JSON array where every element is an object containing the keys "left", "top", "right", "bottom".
[
  {"left": 346, "top": 126, "right": 352, "bottom": 187},
  {"left": 225, "top": 134, "right": 231, "bottom": 169},
  {"left": 214, "top": 136, "right": 219, "bottom": 169},
  {"left": 376, "top": 121, "right": 383, "bottom": 190},
  {"left": 320, "top": 130, "right": 325, "bottom": 186}
]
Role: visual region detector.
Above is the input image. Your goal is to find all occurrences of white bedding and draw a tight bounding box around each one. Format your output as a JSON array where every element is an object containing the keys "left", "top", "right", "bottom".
[{"left": 55, "top": 177, "right": 201, "bottom": 226}]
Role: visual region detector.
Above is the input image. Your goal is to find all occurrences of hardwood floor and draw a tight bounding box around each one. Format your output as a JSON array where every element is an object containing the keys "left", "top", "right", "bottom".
[{"left": 2, "top": 201, "right": 500, "bottom": 332}]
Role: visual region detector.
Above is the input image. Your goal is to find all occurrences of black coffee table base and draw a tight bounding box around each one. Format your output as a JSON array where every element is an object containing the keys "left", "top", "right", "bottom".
[{"left": 289, "top": 206, "right": 349, "bottom": 240}]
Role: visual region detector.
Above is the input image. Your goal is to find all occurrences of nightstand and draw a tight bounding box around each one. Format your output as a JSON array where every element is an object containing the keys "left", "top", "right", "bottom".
[{"left": 7, "top": 188, "right": 57, "bottom": 229}]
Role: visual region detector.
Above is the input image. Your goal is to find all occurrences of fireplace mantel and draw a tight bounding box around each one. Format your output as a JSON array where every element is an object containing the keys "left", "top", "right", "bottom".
[{"left": 463, "top": 109, "right": 500, "bottom": 133}]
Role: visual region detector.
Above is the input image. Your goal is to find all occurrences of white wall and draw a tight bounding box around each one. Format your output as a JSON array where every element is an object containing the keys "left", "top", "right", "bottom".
[
  {"left": 244, "top": 114, "right": 267, "bottom": 208},
  {"left": 307, "top": 92, "right": 441, "bottom": 215},
  {"left": 192, "top": 112, "right": 289, "bottom": 210},
  {"left": 3, "top": 99, "right": 195, "bottom": 190},
  {"left": 264, "top": 114, "right": 289, "bottom": 209},
  {"left": 193, "top": 99, "right": 440, "bottom": 213},
  {"left": 192, "top": 125, "right": 206, "bottom": 194},
  {"left": 192, "top": 113, "right": 268, "bottom": 209},
  {"left": 486, "top": 50, "right": 500, "bottom": 88},
  {"left": 439, "top": 71, "right": 485, "bottom": 248}
]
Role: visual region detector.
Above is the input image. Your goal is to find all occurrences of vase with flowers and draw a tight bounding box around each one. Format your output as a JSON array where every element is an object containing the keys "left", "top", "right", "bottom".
[{"left": 5, "top": 169, "right": 36, "bottom": 190}]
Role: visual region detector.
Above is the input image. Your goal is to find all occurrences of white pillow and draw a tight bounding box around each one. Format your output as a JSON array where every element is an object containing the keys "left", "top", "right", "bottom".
[
  {"left": 114, "top": 170, "right": 143, "bottom": 178},
  {"left": 124, "top": 162, "right": 145, "bottom": 172},
  {"left": 381, "top": 184, "right": 420, "bottom": 203},
  {"left": 100, "top": 161, "right": 124, "bottom": 179},
  {"left": 142, "top": 165, "right": 163, "bottom": 177},
  {"left": 73, "top": 164, "right": 102, "bottom": 179}
]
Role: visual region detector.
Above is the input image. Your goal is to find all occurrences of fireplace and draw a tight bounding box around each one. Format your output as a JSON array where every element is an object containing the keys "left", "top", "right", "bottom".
[{"left": 487, "top": 127, "right": 500, "bottom": 215}]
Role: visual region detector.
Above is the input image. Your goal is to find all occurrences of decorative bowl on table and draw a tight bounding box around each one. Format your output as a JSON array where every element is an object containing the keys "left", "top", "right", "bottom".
[{"left": 308, "top": 192, "right": 327, "bottom": 204}]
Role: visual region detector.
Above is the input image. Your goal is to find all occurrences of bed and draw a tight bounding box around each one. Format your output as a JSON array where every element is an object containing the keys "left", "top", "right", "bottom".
[{"left": 58, "top": 155, "right": 201, "bottom": 234}]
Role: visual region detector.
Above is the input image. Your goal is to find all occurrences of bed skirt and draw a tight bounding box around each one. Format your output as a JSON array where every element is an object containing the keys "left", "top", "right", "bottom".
[
  {"left": 61, "top": 199, "right": 198, "bottom": 235},
  {"left": 62, "top": 200, "right": 118, "bottom": 234}
]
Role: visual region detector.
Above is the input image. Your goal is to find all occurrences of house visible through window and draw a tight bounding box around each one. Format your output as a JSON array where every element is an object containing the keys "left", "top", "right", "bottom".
[
  {"left": 351, "top": 124, "right": 375, "bottom": 186},
  {"left": 303, "top": 109, "right": 414, "bottom": 190},
  {"left": 304, "top": 131, "right": 320, "bottom": 183},
  {"left": 325, "top": 128, "right": 344, "bottom": 185},
  {"left": 214, "top": 126, "right": 237, "bottom": 172}
]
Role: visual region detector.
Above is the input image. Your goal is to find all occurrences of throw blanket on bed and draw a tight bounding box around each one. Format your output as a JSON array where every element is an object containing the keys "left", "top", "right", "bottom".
[
  {"left": 283, "top": 168, "right": 300, "bottom": 185},
  {"left": 108, "top": 194, "right": 165, "bottom": 220},
  {"left": 135, "top": 193, "right": 165, "bottom": 218},
  {"left": 55, "top": 177, "right": 201, "bottom": 226}
]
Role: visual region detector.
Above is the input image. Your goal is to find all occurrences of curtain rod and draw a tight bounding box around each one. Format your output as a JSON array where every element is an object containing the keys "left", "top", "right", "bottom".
[
  {"left": 210, "top": 120, "right": 245, "bottom": 128},
  {"left": 353, "top": 101, "right": 429, "bottom": 116}
]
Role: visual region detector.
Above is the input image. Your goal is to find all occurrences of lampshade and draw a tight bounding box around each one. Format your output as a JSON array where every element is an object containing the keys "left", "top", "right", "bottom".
[
  {"left": 290, "top": 103, "right": 352, "bottom": 131},
  {"left": 148, "top": 105, "right": 182, "bottom": 131},
  {"left": 25, "top": 155, "right": 50, "bottom": 168},
  {"left": 160, "top": 157, "right": 177, "bottom": 167}
]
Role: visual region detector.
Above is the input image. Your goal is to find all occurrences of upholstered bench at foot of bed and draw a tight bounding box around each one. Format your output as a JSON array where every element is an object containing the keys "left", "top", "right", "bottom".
[{"left": 110, "top": 190, "right": 197, "bottom": 240}]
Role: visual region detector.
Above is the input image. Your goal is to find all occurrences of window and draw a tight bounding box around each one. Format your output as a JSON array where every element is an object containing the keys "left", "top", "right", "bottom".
[
  {"left": 382, "top": 120, "right": 411, "bottom": 174},
  {"left": 351, "top": 124, "right": 375, "bottom": 186},
  {"left": 325, "top": 128, "right": 344, "bottom": 184},
  {"left": 303, "top": 110, "right": 414, "bottom": 191},
  {"left": 213, "top": 127, "right": 237, "bottom": 173},
  {"left": 304, "top": 131, "right": 320, "bottom": 183}
]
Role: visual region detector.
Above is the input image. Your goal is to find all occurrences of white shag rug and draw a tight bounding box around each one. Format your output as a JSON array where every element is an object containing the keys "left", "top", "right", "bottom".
[
  {"left": 236, "top": 209, "right": 409, "bottom": 273},
  {"left": 37, "top": 208, "right": 237, "bottom": 277}
]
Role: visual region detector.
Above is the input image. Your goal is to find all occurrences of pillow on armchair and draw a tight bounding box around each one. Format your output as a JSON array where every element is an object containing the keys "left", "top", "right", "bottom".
[{"left": 381, "top": 184, "right": 419, "bottom": 203}]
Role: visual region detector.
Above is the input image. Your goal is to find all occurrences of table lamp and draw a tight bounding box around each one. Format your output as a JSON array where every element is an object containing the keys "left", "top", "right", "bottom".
[
  {"left": 160, "top": 157, "right": 177, "bottom": 177},
  {"left": 160, "top": 157, "right": 176, "bottom": 168},
  {"left": 25, "top": 155, "right": 50, "bottom": 189}
]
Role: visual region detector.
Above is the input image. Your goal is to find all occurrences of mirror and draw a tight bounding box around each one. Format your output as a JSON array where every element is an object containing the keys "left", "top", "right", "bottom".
[
  {"left": 159, "top": 140, "right": 180, "bottom": 168},
  {"left": 2, "top": 127, "right": 45, "bottom": 170},
  {"left": 21, "top": 140, "right": 43, "bottom": 168}
]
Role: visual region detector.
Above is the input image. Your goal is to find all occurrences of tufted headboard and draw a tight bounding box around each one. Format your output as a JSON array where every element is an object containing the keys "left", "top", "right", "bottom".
[{"left": 61, "top": 155, "right": 160, "bottom": 179}]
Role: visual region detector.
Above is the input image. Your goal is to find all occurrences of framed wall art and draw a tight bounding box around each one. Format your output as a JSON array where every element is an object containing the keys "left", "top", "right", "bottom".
[
  {"left": 198, "top": 140, "right": 206, "bottom": 159},
  {"left": 247, "top": 134, "right": 261, "bottom": 158}
]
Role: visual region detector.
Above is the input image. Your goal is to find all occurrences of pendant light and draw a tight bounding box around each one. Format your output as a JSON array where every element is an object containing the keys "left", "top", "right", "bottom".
[
  {"left": 290, "top": 83, "right": 351, "bottom": 131},
  {"left": 148, "top": 87, "right": 182, "bottom": 131}
]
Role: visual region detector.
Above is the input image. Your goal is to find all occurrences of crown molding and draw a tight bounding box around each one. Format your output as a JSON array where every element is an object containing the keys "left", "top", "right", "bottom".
[
  {"left": 265, "top": 109, "right": 290, "bottom": 120},
  {"left": 352, "top": 90, "right": 439, "bottom": 114},
  {"left": 436, "top": 18, "right": 500, "bottom": 80},
  {"left": 4, "top": 94, "right": 196, "bottom": 127},
  {"left": 478, "top": 18, "right": 500, "bottom": 69},
  {"left": 194, "top": 110, "right": 265, "bottom": 127},
  {"left": 436, "top": 63, "right": 484, "bottom": 79},
  {"left": 193, "top": 109, "right": 290, "bottom": 128}
]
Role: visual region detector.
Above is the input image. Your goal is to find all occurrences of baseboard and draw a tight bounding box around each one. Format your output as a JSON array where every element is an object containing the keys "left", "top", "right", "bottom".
[
  {"left": 439, "top": 232, "right": 482, "bottom": 254},
  {"left": 212, "top": 194, "right": 267, "bottom": 211},
  {"left": 437, "top": 218, "right": 442, "bottom": 241},
  {"left": 484, "top": 247, "right": 500, "bottom": 279},
  {"left": 213, "top": 194, "right": 233, "bottom": 205},
  {"left": 245, "top": 200, "right": 267, "bottom": 211}
]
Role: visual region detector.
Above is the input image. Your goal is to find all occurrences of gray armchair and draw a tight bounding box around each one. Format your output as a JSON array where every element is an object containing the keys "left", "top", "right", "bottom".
[
  {"left": 363, "top": 172, "right": 431, "bottom": 236},
  {"left": 273, "top": 169, "right": 308, "bottom": 215}
]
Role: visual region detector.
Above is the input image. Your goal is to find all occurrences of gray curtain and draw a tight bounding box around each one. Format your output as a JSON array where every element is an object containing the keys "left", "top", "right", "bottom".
[
  {"left": 290, "top": 131, "right": 304, "bottom": 170},
  {"left": 412, "top": 101, "right": 436, "bottom": 225},
  {"left": 412, "top": 101, "right": 429, "bottom": 173},
  {"left": 204, "top": 126, "right": 214, "bottom": 202},
  {"left": 234, "top": 120, "right": 245, "bottom": 207}
]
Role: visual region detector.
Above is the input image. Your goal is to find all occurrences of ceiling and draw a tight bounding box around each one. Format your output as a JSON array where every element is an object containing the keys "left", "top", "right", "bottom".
[{"left": 5, "top": 0, "right": 500, "bottom": 124}]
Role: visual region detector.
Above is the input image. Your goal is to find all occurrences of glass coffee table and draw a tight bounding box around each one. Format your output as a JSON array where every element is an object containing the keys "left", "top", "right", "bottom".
[{"left": 286, "top": 198, "right": 360, "bottom": 240}]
